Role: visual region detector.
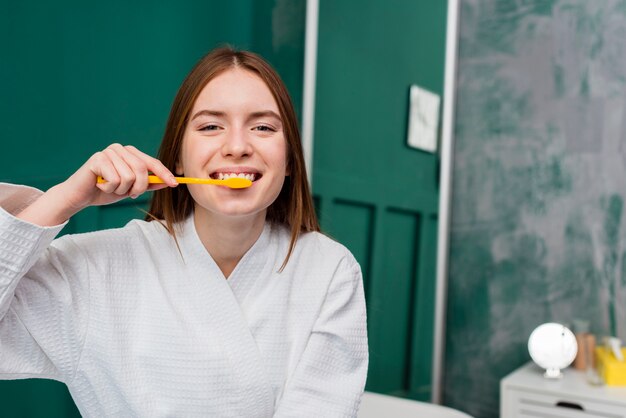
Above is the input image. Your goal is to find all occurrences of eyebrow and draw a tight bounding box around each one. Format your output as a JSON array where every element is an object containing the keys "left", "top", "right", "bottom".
[
  {"left": 190, "top": 110, "right": 226, "bottom": 121},
  {"left": 248, "top": 110, "right": 282, "bottom": 123},
  {"left": 190, "top": 109, "right": 282, "bottom": 124}
]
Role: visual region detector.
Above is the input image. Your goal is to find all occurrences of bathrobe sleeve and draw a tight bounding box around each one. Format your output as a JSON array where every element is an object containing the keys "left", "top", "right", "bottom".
[
  {"left": 0, "top": 183, "right": 89, "bottom": 382},
  {"left": 274, "top": 254, "right": 369, "bottom": 418}
]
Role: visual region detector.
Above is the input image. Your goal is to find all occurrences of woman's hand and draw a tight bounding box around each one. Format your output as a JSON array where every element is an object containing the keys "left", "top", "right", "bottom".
[
  {"left": 64, "top": 143, "right": 178, "bottom": 208},
  {"left": 17, "top": 144, "right": 178, "bottom": 226}
]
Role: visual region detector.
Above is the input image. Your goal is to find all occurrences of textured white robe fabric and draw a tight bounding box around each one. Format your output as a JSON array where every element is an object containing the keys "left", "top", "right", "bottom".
[{"left": 0, "top": 183, "right": 368, "bottom": 417}]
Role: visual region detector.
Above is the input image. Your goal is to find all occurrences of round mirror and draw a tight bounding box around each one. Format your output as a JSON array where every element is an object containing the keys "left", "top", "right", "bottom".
[{"left": 528, "top": 322, "right": 578, "bottom": 378}]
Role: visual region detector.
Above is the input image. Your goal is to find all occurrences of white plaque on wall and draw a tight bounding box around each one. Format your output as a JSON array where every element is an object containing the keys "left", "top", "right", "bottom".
[{"left": 407, "top": 84, "right": 440, "bottom": 153}]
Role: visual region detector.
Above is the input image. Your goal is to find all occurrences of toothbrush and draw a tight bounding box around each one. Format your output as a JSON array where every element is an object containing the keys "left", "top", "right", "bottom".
[{"left": 96, "top": 175, "right": 252, "bottom": 189}]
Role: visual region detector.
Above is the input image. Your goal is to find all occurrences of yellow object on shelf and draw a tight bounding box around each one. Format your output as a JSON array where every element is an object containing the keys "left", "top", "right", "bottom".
[{"left": 595, "top": 347, "right": 626, "bottom": 386}]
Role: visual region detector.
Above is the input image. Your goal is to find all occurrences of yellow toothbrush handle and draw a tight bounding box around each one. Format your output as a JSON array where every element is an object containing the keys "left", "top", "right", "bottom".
[
  {"left": 148, "top": 175, "right": 252, "bottom": 188},
  {"left": 96, "top": 175, "right": 252, "bottom": 189},
  {"left": 147, "top": 175, "right": 166, "bottom": 184}
]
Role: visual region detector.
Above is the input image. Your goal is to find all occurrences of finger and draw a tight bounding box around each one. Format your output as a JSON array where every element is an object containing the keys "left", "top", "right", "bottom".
[
  {"left": 103, "top": 146, "right": 136, "bottom": 196},
  {"left": 92, "top": 152, "right": 121, "bottom": 194},
  {"left": 125, "top": 145, "right": 178, "bottom": 187},
  {"left": 110, "top": 145, "right": 150, "bottom": 198}
]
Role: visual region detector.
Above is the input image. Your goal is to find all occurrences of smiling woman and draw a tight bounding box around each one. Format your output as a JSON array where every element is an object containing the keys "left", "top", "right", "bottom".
[
  {"left": 0, "top": 47, "right": 368, "bottom": 417},
  {"left": 150, "top": 48, "right": 317, "bottom": 274},
  {"left": 175, "top": 68, "right": 290, "bottom": 274}
]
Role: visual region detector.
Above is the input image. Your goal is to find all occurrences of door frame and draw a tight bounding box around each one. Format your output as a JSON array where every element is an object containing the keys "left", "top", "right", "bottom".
[
  {"left": 432, "top": 0, "right": 460, "bottom": 405},
  {"left": 302, "top": 0, "right": 319, "bottom": 184}
]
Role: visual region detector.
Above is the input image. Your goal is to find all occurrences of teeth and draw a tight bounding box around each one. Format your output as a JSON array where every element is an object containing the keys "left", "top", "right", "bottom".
[{"left": 215, "top": 172, "right": 257, "bottom": 181}]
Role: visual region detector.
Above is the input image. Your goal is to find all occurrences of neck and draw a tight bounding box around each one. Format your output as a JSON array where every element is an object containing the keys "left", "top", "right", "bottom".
[{"left": 193, "top": 209, "right": 266, "bottom": 278}]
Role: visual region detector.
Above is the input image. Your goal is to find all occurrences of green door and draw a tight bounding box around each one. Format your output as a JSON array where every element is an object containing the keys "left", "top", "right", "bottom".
[
  {"left": 0, "top": 1, "right": 304, "bottom": 415},
  {"left": 313, "top": 1, "right": 447, "bottom": 401}
]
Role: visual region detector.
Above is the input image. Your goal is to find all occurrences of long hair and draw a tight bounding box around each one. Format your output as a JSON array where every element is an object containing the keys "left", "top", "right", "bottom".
[{"left": 146, "top": 47, "right": 319, "bottom": 269}]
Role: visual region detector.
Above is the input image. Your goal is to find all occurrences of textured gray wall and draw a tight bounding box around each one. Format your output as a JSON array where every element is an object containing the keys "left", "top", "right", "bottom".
[{"left": 446, "top": 1, "right": 626, "bottom": 417}]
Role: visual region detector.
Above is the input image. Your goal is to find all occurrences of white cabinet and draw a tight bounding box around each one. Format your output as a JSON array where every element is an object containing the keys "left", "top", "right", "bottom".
[{"left": 501, "top": 362, "right": 626, "bottom": 418}]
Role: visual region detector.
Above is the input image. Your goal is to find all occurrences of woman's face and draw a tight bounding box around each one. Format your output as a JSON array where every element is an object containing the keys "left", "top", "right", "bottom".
[{"left": 177, "top": 68, "right": 288, "bottom": 222}]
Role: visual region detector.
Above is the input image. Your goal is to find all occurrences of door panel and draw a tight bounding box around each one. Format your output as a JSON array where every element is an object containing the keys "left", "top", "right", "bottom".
[
  {"left": 327, "top": 200, "right": 376, "bottom": 282},
  {"left": 314, "top": 0, "right": 447, "bottom": 401},
  {"left": 370, "top": 209, "right": 421, "bottom": 394}
]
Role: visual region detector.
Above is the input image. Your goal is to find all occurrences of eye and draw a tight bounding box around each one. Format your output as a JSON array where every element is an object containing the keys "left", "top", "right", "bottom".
[
  {"left": 199, "top": 124, "right": 221, "bottom": 131},
  {"left": 253, "top": 125, "right": 276, "bottom": 132}
]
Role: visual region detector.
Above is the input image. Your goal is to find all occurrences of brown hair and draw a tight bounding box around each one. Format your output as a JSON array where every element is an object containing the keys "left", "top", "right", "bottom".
[{"left": 146, "top": 46, "right": 319, "bottom": 269}]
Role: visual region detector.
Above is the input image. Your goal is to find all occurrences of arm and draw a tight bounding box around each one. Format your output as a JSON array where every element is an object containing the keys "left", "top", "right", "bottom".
[
  {"left": 0, "top": 144, "right": 177, "bottom": 380},
  {"left": 17, "top": 143, "right": 178, "bottom": 227},
  {"left": 0, "top": 200, "right": 85, "bottom": 381},
  {"left": 2, "top": 143, "right": 176, "bottom": 320},
  {"left": 274, "top": 255, "right": 369, "bottom": 418}
]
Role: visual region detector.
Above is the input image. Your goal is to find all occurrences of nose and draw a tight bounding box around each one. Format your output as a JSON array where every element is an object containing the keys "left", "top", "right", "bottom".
[{"left": 221, "top": 127, "right": 252, "bottom": 158}]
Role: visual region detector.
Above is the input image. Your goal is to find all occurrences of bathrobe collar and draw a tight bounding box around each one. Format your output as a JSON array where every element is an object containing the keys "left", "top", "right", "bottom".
[{"left": 178, "top": 214, "right": 275, "bottom": 416}]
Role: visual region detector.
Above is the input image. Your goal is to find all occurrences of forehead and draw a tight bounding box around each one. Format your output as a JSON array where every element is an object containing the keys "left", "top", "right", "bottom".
[{"left": 192, "top": 68, "right": 278, "bottom": 112}]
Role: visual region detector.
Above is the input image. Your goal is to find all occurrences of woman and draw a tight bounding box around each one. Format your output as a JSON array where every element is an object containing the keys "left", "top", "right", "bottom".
[{"left": 0, "top": 47, "right": 368, "bottom": 417}]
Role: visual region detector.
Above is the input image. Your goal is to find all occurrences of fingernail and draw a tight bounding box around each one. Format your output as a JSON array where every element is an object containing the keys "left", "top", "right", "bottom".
[{"left": 130, "top": 194, "right": 138, "bottom": 199}]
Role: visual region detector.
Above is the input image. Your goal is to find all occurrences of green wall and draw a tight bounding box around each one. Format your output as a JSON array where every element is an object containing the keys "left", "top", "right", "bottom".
[
  {"left": 446, "top": 1, "right": 626, "bottom": 417},
  {"left": 0, "top": 0, "right": 304, "bottom": 415},
  {"left": 0, "top": 0, "right": 304, "bottom": 189}
]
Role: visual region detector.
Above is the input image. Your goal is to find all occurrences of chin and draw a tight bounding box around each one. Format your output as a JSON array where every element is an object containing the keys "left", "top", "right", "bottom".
[
  {"left": 199, "top": 202, "right": 269, "bottom": 219},
  {"left": 190, "top": 186, "right": 280, "bottom": 220}
]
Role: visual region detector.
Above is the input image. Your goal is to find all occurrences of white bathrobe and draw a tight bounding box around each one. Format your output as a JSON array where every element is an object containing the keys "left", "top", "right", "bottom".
[{"left": 0, "top": 183, "right": 368, "bottom": 417}]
